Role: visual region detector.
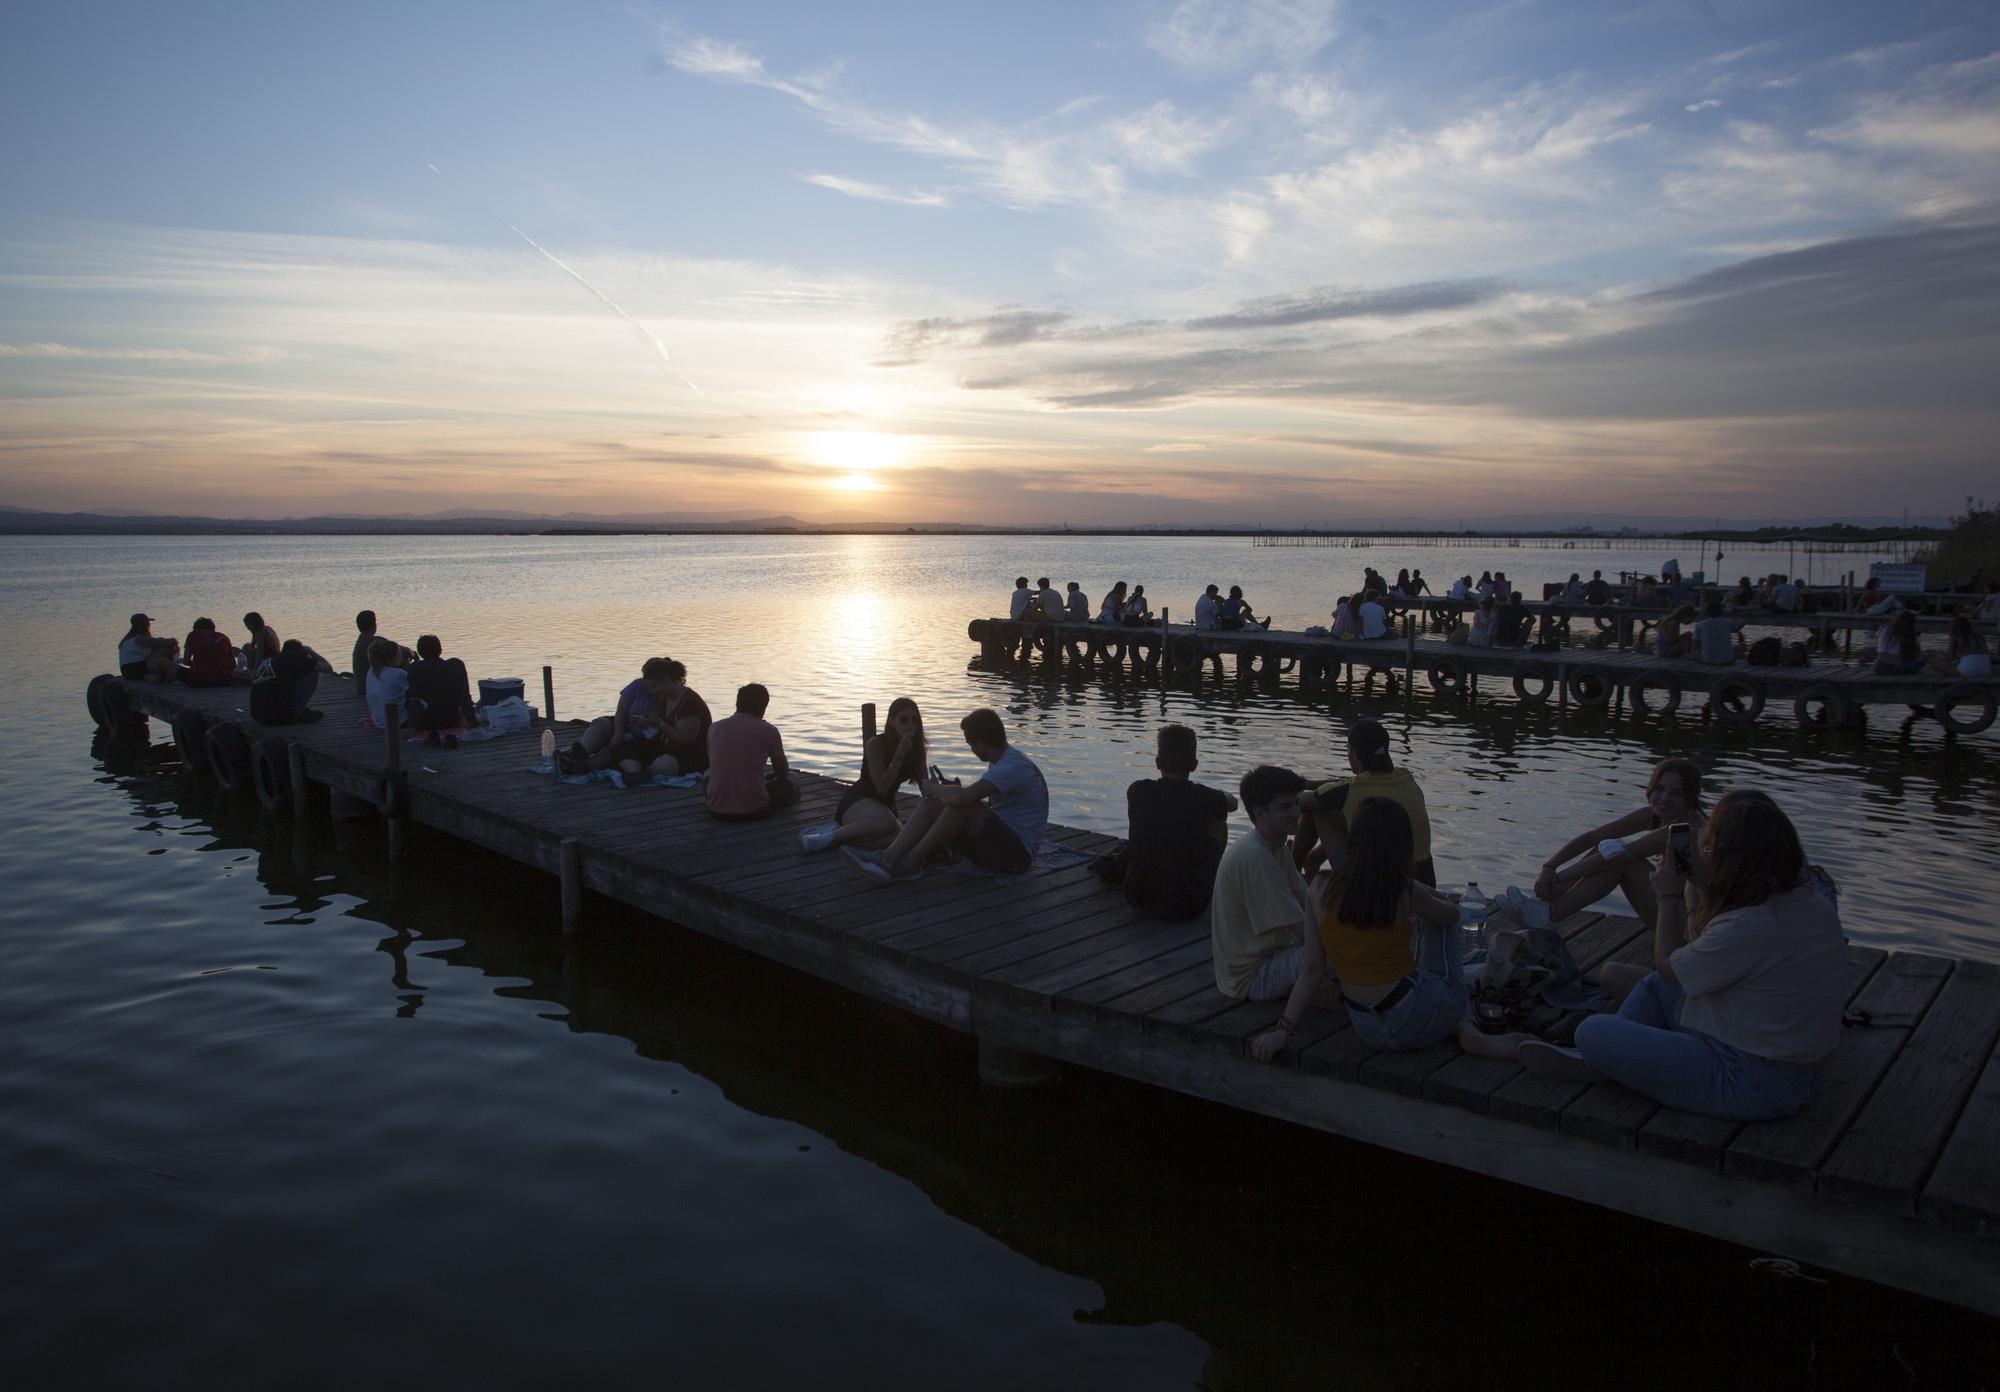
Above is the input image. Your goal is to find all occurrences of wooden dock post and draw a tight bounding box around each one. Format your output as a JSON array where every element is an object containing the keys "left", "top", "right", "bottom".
[
  {"left": 383, "top": 703, "right": 406, "bottom": 859},
  {"left": 861, "top": 701, "right": 877, "bottom": 749},
  {"left": 1403, "top": 615, "right": 1417, "bottom": 693},
  {"left": 287, "top": 741, "right": 311, "bottom": 828},
  {"left": 559, "top": 836, "right": 582, "bottom": 935},
  {"left": 542, "top": 665, "right": 555, "bottom": 725}
]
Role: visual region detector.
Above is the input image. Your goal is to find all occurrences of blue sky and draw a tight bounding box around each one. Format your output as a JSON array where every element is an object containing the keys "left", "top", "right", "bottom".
[{"left": 2, "top": 1, "right": 1996, "bottom": 523}]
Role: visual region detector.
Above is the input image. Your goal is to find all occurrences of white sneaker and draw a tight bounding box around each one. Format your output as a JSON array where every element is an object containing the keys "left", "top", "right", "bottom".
[
  {"left": 1504, "top": 886, "right": 1552, "bottom": 929},
  {"left": 1517, "top": 1040, "right": 1602, "bottom": 1082},
  {"left": 800, "top": 826, "right": 836, "bottom": 853}
]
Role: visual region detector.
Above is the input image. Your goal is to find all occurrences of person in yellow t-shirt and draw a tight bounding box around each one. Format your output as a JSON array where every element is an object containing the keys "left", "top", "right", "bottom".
[{"left": 1295, "top": 717, "right": 1435, "bottom": 890}]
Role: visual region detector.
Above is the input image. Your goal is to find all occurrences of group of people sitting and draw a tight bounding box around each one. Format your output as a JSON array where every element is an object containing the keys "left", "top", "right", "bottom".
[
  {"left": 353, "top": 611, "right": 485, "bottom": 747},
  {"left": 1085, "top": 724, "right": 1847, "bottom": 1124},
  {"left": 119, "top": 610, "right": 334, "bottom": 724}
]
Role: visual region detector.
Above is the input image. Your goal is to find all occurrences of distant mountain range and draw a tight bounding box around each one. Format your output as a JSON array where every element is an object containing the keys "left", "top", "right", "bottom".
[{"left": 0, "top": 504, "right": 1949, "bottom": 536}]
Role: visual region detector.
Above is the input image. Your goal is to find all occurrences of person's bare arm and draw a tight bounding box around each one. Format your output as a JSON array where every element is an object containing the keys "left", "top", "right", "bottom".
[
  {"left": 1535, "top": 806, "right": 1654, "bottom": 897},
  {"left": 1410, "top": 881, "right": 1462, "bottom": 929},
  {"left": 1251, "top": 905, "right": 1326, "bottom": 1062},
  {"left": 933, "top": 776, "right": 995, "bottom": 809},
  {"left": 867, "top": 734, "right": 915, "bottom": 798},
  {"left": 609, "top": 690, "right": 635, "bottom": 744}
]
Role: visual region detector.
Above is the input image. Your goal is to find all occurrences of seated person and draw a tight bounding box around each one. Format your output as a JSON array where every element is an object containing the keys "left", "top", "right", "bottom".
[
  {"left": 1764, "top": 575, "right": 1800, "bottom": 613},
  {"left": 1122, "top": 584, "right": 1153, "bottom": 625},
  {"left": 1467, "top": 596, "right": 1498, "bottom": 647},
  {"left": 1493, "top": 592, "right": 1531, "bottom": 647},
  {"left": 250, "top": 639, "right": 333, "bottom": 725},
  {"left": 570, "top": 657, "right": 713, "bottom": 777},
  {"left": 351, "top": 609, "right": 378, "bottom": 696},
  {"left": 1091, "top": 724, "right": 1238, "bottom": 919},
  {"left": 1034, "top": 577, "right": 1063, "bottom": 620},
  {"left": 1313, "top": 799, "right": 1478, "bottom": 1056},
  {"left": 802, "top": 697, "right": 927, "bottom": 852},
  {"left": 363, "top": 637, "right": 412, "bottom": 727},
  {"left": 706, "top": 683, "right": 800, "bottom": 820},
  {"left": 1331, "top": 596, "right": 1357, "bottom": 639},
  {"left": 1874, "top": 610, "right": 1925, "bottom": 675},
  {"left": 1356, "top": 590, "right": 1388, "bottom": 639},
  {"left": 1210, "top": 766, "right": 1322, "bottom": 1033},
  {"left": 1654, "top": 603, "right": 1695, "bottom": 659},
  {"left": 1217, "top": 585, "right": 1262, "bottom": 631},
  {"left": 1633, "top": 577, "right": 1662, "bottom": 607},
  {"left": 1504, "top": 757, "right": 1705, "bottom": 932},
  {"left": 1064, "top": 582, "right": 1090, "bottom": 620},
  {"left": 241, "top": 612, "right": 281, "bottom": 669},
  {"left": 1194, "top": 584, "right": 1220, "bottom": 630},
  {"left": 1295, "top": 717, "right": 1437, "bottom": 888},
  {"left": 118, "top": 613, "right": 179, "bottom": 681},
  {"left": 407, "top": 634, "right": 482, "bottom": 744},
  {"left": 1097, "top": 582, "right": 1130, "bottom": 624},
  {"left": 1408, "top": 569, "right": 1430, "bottom": 597},
  {"left": 1561, "top": 573, "right": 1586, "bottom": 604},
  {"left": 847, "top": 708, "right": 1046, "bottom": 882},
  {"left": 178, "top": 617, "right": 238, "bottom": 687},
  {"left": 1447, "top": 576, "right": 1472, "bottom": 602},
  {"left": 1009, "top": 577, "right": 1034, "bottom": 620},
  {"left": 1583, "top": 571, "right": 1611, "bottom": 605},
  {"left": 1726, "top": 577, "right": 1756, "bottom": 611},
  {"left": 1977, "top": 582, "right": 2000, "bottom": 624},
  {"left": 1933, "top": 613, "right": 1992, "bottom": 678},
  {"left": 1692, "top": 598, "right": 1742, "bottom": 664},
  {"left": 1518, "top": 791, "right": 1847, "bottom": 1122},
  {"left": 1492, "top": 571, "right": 1513, "bottom": 601}
]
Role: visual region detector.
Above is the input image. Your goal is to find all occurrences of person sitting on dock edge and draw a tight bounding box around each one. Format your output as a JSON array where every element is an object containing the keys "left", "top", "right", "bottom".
[
  {"left": 1517, "top": 791, "right": 1846, "bottom": 1122},
  {"left": 119, "top": 613, "right": 179, "bottom": 682},
  {"left": 707, "top": 683, "right": 799, "bottom": 820},
  {"left": 1194, "top": 584, "right": 1220, "bottom": 630},
  {"left": 1034, "top": 578, "right": 1063, "bottom": 620},
  {"left": 1097, "top": 582, "right": 1129, "bottom": 624},
  {"left": 1503, "top": 757, "right": 1705, "bottom": 934},
  {"left": 1010, "top": 577, "right": 1034, "bottom": 620},
  {"left": 250, "top": 638, "right": 332, "bottom": 725},
  {"left": 1357, "top": 589, "right": 1389, "bottom": 639},
  {"left": 1655, "top": 603, "right": 1695, "bottom": 659},
  {"left": 563, "top": 657, "right": 713, "bottom": 777},
  {"left": 1217, "top": 585, "right": 1263, "bottom": 631},
  {"left": 364, "top": 637, "right": 411, "bottom": 729},
  {"left": 1584, "top": 571, "right": 1611, "bottom": 605},
  {"left": 1494, "top": 592, "right": 1530, "bottom": 647},
  {"left": 178, "top": 617, "right": 237, "bottom": 688},
  {"left": 407, "top": 634, "right": 482, "bottom": 745},
  {"left": 1874, "top": 609, "right": 1925, "bottom": 676},
  {"left": 802, "top": 697, "right": 927, "bottom": 853},
  {"left": 1295, "top": 717, "right": 1437, "bottom": 889},
  {"left": 1091, "top": 724, "right": 1238, "bottom": 919},
  {"left": 846, "top": 708, "right": 1046, "bottom": 883},
  {"left": 1065, "top": 582, "right": 1089, "bottom": 621},
  {"left": 241, "top": 612, "right": 280, "bottom": 671},
  {"left": 1123, "top": 584, "right": 1153, "bottom": 625},
  {"left": 1210, "top": 767, "right": 1323, "bottom": 1048},
  {"left": 1693, "top": 598, "right": 1743, "bottom": 665},
  {"left": 351, "top": 610, "right": 377, "bottom": 697}
]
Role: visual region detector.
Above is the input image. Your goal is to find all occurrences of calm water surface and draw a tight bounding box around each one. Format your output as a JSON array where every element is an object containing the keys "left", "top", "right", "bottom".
[{"left": 6, "top": 535, "right": 1997, "bottom": 1386}]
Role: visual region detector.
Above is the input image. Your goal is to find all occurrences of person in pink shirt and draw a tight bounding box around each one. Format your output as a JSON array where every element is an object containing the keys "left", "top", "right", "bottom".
[{"left": 705, "top": 683, "right": 799, "bottom": 821}]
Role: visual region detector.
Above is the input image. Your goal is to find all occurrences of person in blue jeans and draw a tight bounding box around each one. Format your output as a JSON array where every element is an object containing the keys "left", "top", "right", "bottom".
[
  {"left": 1311, "top": 798, "right": 1480, "bottom": 1055},
  {"left": 1517, "top": 791, "right": 1849, "bottom": 1120}
]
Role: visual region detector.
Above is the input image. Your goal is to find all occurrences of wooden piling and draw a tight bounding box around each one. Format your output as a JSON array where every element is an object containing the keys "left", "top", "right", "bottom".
[
  {"left": 384, "top": 703, "right": 405, "bottom": 859},
  {"left": 559, "top": 836, "right": 582, "bottom": 935},
  {"left": 862, "top": 701, "right": 877, "bottom": 748},
  {"left": 1403, "top": 615, "right": 1417, "bottom": 692},
  {"left": 542, "top": 664, "right": 555, "bottom": 725},
  {"left": 287, "top": 741, "right": 311, "bottom": 828}
]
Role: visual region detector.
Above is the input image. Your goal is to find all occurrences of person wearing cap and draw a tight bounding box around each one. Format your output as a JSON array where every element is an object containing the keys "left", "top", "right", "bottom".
[
  {"left": 1295, "top": 717, "right": 1436, "bottom": 891},
  {"left": 118, "top": 613, "right": 179, "bottom": 682}
]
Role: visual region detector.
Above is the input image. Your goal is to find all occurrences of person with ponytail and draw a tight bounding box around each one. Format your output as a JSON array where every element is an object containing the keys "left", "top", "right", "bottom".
[{"left": 1518, "top": 791, "right": 1848, "bottom": 1120}]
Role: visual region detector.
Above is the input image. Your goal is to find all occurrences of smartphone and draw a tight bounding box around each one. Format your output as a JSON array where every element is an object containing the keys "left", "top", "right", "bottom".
[{"left": 1668, "top": 821, "right": 1691, "bottom": 873}]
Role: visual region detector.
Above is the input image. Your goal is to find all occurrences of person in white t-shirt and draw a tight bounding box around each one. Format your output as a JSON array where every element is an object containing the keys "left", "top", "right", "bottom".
[
  {"left": 1193, "top": 584, "right": 1220, "bottom": 630},
  {"left": 1034, "top": 578, "right": 1063, "bottom": 620},
  {"left": 846, "top": 708, "right": 1047, "bottom": 883},
  {"left": 1065, "top": 582, "right": 1090, "bottom": 620},
  {"left": 1357, "top": 590, "right": 1389, "bottom": 639},
  {"left": 1518, "top": 791, "right": 1847, "bottom": 1120},
  {"left": 1009, "top": 577, "right": 1033, "bottom": 620}
]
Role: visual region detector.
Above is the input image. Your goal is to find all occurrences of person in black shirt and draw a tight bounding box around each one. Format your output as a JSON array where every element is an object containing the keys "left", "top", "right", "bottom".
[
  {"left": 1494, "top": 591, "right": 1531, "bottom": 647},
  {"left": 351, "top": 610, "right": 377, "bottom": 699},
  {"left": 407, "top": 633, "right": 481, "bottom": 745},
  {"left": 249, "top": 639, "right": 332, "bottom": 725},
  {"left": 1583, "top": 570, "right": 1611, "bottom": 605},
  {"left": 1092, "top": 725, "right": 1238, "bottom": 918}
]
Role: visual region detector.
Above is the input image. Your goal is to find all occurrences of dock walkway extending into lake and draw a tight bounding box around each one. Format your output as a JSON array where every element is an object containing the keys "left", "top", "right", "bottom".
[{"left": 105, "top": 675, "right": 2000, "bottom": 1317}]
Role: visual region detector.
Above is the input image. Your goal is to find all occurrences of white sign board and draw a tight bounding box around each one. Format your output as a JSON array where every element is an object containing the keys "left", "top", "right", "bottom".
[{"left": 1870, "top": 562, "right": 1928, "bottom": 594}]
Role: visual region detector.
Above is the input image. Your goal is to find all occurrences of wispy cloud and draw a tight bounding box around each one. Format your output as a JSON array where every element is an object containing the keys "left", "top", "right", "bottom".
[
  {"left": 1186, "top": 279, "right": 1504, "bottom": 329},
  {"left": 1147, "top": 0, "right": 1343, "bottom": 69},
  {"left": 802, "top": 173, "right": 951, "bottom": 207},
  {"left": 0, "top": 342, "right": 289, "bottom": 363}
]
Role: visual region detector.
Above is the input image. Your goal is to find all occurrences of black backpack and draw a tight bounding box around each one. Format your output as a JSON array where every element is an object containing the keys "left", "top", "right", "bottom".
[{"left": 1747, "top": 636, "right": 1783, "bottom": 666}]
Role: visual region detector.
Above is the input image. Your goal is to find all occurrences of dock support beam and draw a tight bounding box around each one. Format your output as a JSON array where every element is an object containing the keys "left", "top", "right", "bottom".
[
  {"left": 287, "top": 742, "right": 311, "bottom": 827},
  {"left": 383, "top": 703, "right": 406, "bottom": 859},
  {"left": 977, "top": 1037, "right": 1061, "bottom": 1089},
  {"left": 559, "top": 836, "right": 583, "bottom": 936}
]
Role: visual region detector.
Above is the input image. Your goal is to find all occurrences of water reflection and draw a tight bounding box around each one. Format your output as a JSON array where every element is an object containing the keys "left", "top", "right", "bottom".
[{"left": 62, "top": 744, "right": 2000, "bottom": 1387}]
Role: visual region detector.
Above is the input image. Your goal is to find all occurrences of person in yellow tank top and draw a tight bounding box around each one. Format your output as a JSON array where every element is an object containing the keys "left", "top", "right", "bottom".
[{"left": 1318, "top": 799, "right": 1482, "bottom": 1053}]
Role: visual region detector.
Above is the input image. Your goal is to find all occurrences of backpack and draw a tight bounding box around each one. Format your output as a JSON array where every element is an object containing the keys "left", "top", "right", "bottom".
[
  {"left": 1467, "top": 926, "right": 1608, "bottom": 1041},
  {"left": 1782, "top": 641, "right": 1811, "bottom": 667},
  {"left": 1747, "top": 636, "right": 1783, "bottom": 666}
]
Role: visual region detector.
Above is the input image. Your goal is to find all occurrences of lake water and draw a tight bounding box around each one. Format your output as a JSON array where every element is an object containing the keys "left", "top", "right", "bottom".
[{"left": 7, "top": 534, "right": 1997, "bottom": 1384}]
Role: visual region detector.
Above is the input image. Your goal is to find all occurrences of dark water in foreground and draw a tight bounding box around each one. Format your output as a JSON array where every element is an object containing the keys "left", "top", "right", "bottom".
[{"left": 6, "top": 536, "right": 1998, "bottom": 1385}]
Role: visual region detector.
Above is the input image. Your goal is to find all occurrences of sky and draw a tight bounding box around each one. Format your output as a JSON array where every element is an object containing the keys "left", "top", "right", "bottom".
[{"left": 2, "top": 0, "right": 1997, "bottom": 527}]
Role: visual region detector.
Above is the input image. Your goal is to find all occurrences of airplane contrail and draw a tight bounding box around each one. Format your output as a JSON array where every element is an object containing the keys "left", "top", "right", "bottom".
[{"left": 427, "top": 162, "right": 701, "bottom": 395}]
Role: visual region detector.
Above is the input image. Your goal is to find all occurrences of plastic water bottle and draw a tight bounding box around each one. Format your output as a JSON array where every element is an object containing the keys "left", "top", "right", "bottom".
[
  {"left": 539, "top": 727, "right": 556, "bottom": 773},
  {"left": 1458, "top": 881, "right": 1488, "bottom": 962}
]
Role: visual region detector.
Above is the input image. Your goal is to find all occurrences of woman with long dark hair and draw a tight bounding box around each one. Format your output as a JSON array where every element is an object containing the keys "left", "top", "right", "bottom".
[
  {"left": 801, "top": 697, "right": 927, "bottom": 853},
  {"left": 1310, "top": 798, "right": 1473, "bottom": 1053},
  {"left": 1933, "top": 611, "right": 1992, "bottom": 678},
  {"left": 1874, "top": 609, "right": 1925, "bottom": 675},
  {"left": 1504, "top": 758, "right": 1705, "bottom": 932},
  {"left": 1518, "top": 791, "right": 1847, "bottom": 1120}
]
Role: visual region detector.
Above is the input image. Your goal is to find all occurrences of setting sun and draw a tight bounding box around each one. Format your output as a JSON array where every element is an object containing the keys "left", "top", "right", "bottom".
[
  {"left": 831, "top": 472, "right": 880, "bottom": 491},
  {"left": 810, "top": 430, "right": 907, "bottom": 476}
]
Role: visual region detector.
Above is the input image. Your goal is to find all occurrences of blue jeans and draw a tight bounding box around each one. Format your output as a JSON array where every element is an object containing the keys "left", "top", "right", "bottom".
[
  {"left": 1574, "top": 973, "right": 1819, "bottom": 1120},
  {"left": 1347, "top": 916, "right": 1468, "bottom": 1052}
]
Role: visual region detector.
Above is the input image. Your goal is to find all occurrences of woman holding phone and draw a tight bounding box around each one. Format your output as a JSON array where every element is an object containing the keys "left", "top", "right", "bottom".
[
  {"left": 800, "top": 697, "right": 927, "bottom": 853},
  {"left": 1515, "top": 791, "right": 1848, "bottom": 1120},
  {"left": 1502, "top": 757, "right": 1705, "bottom": 933}
]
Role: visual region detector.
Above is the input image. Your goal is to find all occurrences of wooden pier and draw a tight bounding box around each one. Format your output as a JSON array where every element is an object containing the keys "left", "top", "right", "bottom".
[
  {"left": 968, "top": 618, "right": 2000, "bottom": 735},
  {"left": 92, "top": 674, "right": 2000, "bottom": 1316}
]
